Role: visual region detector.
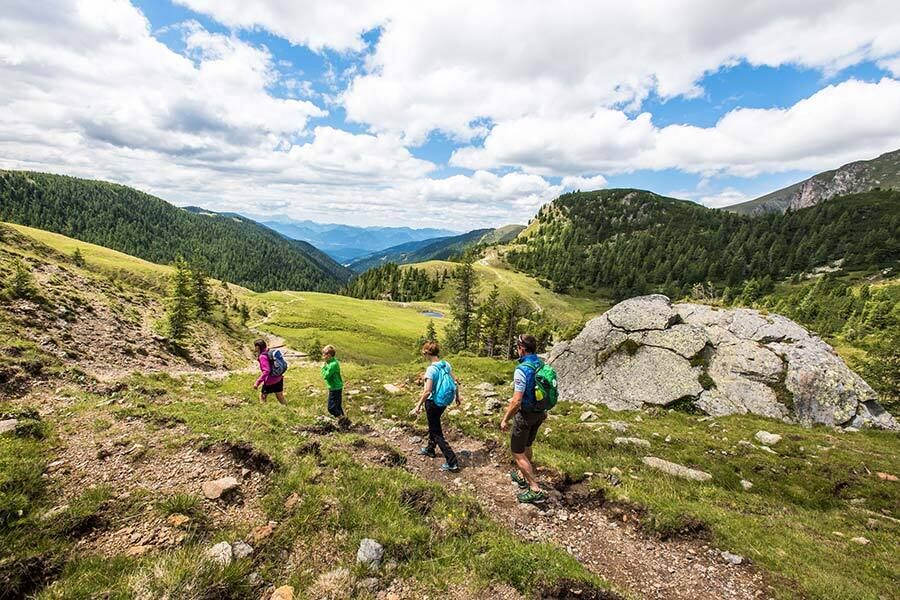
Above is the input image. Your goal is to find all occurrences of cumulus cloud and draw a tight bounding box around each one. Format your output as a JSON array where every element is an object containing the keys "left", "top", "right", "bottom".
[{"left": 452, "top": 78, "right": 900, "bottom": 177}]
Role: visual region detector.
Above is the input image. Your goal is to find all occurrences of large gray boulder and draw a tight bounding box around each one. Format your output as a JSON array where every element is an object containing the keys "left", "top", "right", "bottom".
[{"left": 549, "top": 295, "right": 897, "bottom": 430}]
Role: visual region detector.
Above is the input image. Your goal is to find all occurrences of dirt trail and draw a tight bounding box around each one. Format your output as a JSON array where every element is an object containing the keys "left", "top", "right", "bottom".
[{"left": 359, "top": 421, "right": 774, "bottom": 600}]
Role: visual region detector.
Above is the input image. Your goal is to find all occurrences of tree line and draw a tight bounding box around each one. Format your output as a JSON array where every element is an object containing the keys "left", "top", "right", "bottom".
[
  {"left": 341, "top": 263, "right": 449, "bottom": 301},
  {"left": 507, "top": 189, "right": 900, "bottom": 299},
  {"left": 0, "top": 170, "right": 348, "bottom": 292}
]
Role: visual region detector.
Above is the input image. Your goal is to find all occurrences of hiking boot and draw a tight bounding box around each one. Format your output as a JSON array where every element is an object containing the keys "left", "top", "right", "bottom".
[
  {"left": 441, "top": 462, "right": 460, "bottom": 472},
  {"left": 516, "top": 489, "right": 548, "bottom": 504},
  {"left": 418, "top": 447, "right": 436, "bottom": 458},
  {"left": 509, "top": 470, "right": 528, "bottom": 489}
]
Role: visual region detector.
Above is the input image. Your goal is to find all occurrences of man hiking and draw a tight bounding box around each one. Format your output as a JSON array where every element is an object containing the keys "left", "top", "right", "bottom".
[
  {"left": 411, "top": 341, "right": 461, "bottom": 472},
  {"left": 500, "top": 334, "right": 548, "bottom": 504},
  {"left": 253, "top": 339, "right": 286, "bottom": 404}
]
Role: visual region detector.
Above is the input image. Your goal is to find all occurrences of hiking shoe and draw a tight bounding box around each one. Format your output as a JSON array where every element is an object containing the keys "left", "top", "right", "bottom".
[
  {"left": 509, "top": 470, "right": 528, "bottom": 489},
  {"left": 441, "top": 462, "right": 460, "bottom": 472},
  {"left": 516, "top": 489, "right": 548, "bottom": 504},
  {"left": 418, "top": 448, "right": 436, "bottom": 458}
]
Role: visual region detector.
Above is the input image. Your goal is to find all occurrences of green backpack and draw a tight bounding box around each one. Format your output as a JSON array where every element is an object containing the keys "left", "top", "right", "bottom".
[{"left": 521, "top": 360, "right": 559, "bottom": 411}]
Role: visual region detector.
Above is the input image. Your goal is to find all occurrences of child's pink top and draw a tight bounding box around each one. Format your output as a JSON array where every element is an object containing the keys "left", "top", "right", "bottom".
[{"left": 256, "top": 353, "right": 284, "bottom": 387}]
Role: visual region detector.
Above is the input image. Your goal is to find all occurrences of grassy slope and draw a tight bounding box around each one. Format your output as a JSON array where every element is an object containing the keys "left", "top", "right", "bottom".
[{"left": 407, "top": 258, "right": 610, "bottom": 327}]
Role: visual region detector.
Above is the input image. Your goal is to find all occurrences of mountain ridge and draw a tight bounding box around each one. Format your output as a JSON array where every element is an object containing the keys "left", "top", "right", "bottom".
[{"left": 725, "top": 148, "right": 900, "bottom": 215}]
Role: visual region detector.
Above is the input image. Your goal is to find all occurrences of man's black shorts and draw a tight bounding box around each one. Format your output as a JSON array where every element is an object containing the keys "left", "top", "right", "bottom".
[
  {"left": 261, "top": 379, "right": 284, "bottom": 395},
  {"left": 510, "top": 410, "right": 546, "bottom": 454}
]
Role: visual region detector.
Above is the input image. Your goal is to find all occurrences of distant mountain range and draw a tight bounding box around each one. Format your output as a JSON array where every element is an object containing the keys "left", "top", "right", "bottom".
[
  {"left": 259, "top": 218, "right": 459, "bottom": 263},
  {"left": 725, "top": 149, "right": 900, "bottom": 215},
  {"left": 349, "top": 225, "right": 525, "bottom": 273},
  {"left": 0, "top": 171, "right": 351, "bottom": 292}
]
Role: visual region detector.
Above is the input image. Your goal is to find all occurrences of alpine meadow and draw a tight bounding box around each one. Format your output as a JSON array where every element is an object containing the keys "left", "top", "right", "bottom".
[{"left": 2, "top": 2, "right": 900, "bottom": 600}]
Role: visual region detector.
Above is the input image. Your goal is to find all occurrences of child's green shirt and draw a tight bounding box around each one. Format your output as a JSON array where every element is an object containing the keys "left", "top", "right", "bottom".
[{"left": 321, "top": 358, "right": 343, "bottom": 391}]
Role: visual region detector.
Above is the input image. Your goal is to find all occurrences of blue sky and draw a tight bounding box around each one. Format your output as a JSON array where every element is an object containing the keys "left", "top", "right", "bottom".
[{"left": 2, "top": 1, "right": 900, "bottom": 227}]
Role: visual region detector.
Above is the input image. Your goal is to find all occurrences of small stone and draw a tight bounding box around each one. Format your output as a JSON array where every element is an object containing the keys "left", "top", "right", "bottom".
[
  {"left": 201, "top": 476, "right": 240, "bottom": 500},
  {"left": 40, "top": 504, "right": 69, "bottom": 521},
  {"left": 126, "top": 545, "right": 151, "bottom": 557},
  {"left": 740, "top": 480, "right": 754, "bottom": 491},
  {"left": 484, "top": 398, "right": 503, "bottom": 413},
  {"left": 167, "top": 513, "right": 190, "bottom": 528},
  {"left": 0, "top": 419, "right": 18, "bottom": 434},
  {"left": 358, "top": 577, "right": 380, "bottom": 592},
  {"left": 832, "top": 531, "right": 845, "bottom": 537},
  {"left": 383, "top": 384, "right": 402, "bottom": 394},
  {"left": 721, "top": 551, "right": 743, "bottom": 565},
  {"left": 232, "top": 540, "right": 254, "bottom": 559},
  {"left": 579, "top": 411, "right": 598, "bottom": 422},
  {"left": 356, "top": 538, "right": 384, "bottom": 568},
  {"left": 284, "top": 493, "right": 301, "bottom": 510},
  {"left": 409, "top": 435, "right": 423, "bottom": 444},
  {"left": 614, "top": 437, "right": 651, "bottom": 448},
  {"left": 850, "top": 536, "right": 870, "bottom": 545},
  {"left": 206, "top": 541, "right": 233, "bottom": 565},
  {"left": 250, "top": 523, "right": 275, "bottom": 543},
  {"left": 754, "top": 431, "right": 782, "bottom": 446},
  {"left": 876, "top": 472, "right": 898, "bottom": 482},
  {"left": 664, "top": 435, "right": 672, "bottom": 442},
  {"left": 448, "top": 409, "right": 460, "bottom": 416},
  {"left": 271, "top": 585, "right": 294, "bottom": 600},
  {"left": 642, "top": 456, "right": 712, "bottom": 482}
]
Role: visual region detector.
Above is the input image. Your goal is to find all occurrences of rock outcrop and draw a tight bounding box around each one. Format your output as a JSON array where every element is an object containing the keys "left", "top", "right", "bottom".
[{"left": 549, "top": 295, "right": 898, "bottom": 430}]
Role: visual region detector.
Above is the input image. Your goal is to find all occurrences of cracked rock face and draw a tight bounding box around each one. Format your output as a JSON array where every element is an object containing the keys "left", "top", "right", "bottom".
[{"left": 549, "top": 295, "right": 898, "bottom": 430}]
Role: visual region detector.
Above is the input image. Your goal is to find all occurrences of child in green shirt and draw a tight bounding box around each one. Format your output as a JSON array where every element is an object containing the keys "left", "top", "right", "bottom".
[{"left": 321, "top": 344, "right": 344, "bottom": 417}]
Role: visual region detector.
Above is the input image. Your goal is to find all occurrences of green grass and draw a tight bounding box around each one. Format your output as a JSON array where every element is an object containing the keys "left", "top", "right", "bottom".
[
  {"left": 409, "top": 258, "right": 610, "bottom": 327},
  {"left": 251, "top": 291, "right": 450, "bottom": 364}
]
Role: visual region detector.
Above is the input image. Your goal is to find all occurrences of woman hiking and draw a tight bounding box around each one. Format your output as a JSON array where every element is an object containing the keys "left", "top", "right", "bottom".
[
  {"left": 411, "top": 341, "right": 460, "bottom": 472},
  {"left": 253, "top": 339, "right": 286, "bottom": 404}
]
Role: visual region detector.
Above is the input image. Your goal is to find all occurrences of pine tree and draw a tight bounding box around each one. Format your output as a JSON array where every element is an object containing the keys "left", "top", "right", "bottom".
[
  {"left": 308, "top": 338, "right": 323, "bottom": 362},
  {"left": 424, "top": 320, "right": 437, "bottom": 343},
  {"left": 191, "top": 261, "right": 213, "bottom": 319},
  {"left": 446, "top": 260, "right": 479, "bottom": 352},
  {"left": 165, "top": 256, "right": 195, "bottom": 343},
  {"left": 7, "top": 259, "right": 37, "bottom": 299},
  {"left": 72, "top": 248, "right": 86, "bottom": 267}
]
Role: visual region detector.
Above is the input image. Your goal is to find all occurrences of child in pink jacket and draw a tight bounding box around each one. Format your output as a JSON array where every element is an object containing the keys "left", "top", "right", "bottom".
[{"left": 253, "top": 339, "right": 285, "bottom": 404}]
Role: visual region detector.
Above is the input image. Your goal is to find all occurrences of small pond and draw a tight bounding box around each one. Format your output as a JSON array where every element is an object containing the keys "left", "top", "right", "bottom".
[{"left": 420, "top": 310, "right": 444, "bottom": 318}]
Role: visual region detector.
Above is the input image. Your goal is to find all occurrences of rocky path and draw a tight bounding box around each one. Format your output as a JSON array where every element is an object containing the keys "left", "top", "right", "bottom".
[{"left": 360, "top": 421, "right": 774, "bottom": 600}]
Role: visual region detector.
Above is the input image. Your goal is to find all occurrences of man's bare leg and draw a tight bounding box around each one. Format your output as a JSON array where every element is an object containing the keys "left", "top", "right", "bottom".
[{"left": 513, "top": 451, "right": 541, "bottom": 491}]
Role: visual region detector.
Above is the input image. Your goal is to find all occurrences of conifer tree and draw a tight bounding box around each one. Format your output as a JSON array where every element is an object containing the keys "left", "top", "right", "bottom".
[
  {"left": 446, "top": 259, "right": 479, "bottom": 352},
  {"left": 190, "top": 260, "right": 213, "bottom": 318},
  {"left": 6, "top": 258, "right": 37, "bottom": 299},
  {"left": 165, "top": 256, "right": 194, "bottom": 343},
  {"left": 72, "top": 248, "right": 85, "bottom": 267}
]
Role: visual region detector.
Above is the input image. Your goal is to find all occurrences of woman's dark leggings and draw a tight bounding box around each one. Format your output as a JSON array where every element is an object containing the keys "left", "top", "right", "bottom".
[
  {"left": 327, "top": 389, "right": 344, "bottom": 417},
  {"left": 424, "top": 399, "right": 457, "bottom": 466}
]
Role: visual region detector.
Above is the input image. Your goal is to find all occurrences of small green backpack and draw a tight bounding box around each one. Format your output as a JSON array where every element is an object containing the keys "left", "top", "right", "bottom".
[{"left": 521, "top": 361, "right": 559, "bottom": 411}]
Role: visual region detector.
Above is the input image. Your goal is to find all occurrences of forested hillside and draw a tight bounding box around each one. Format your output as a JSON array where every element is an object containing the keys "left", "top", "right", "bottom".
[
  {"left": 0, "top": 171, "right": 351, "bottom": 292},
  {"left": 340, "top": 262, "right": 449, "bottom": 301},
  {"left": 508, "top": 188, "right": 900, "bottom": 298},
  {"left": 348, "top": 226, "right": 523, "bottom": 272}
]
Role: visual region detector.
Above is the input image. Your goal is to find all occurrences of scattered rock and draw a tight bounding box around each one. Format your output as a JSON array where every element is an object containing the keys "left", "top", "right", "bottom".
[
  {"left": 740, "top": 480, "right": 754, "bottom": 491},
  {"left": 250, "top": 522, "right": 275, "bottom": 544},
  {"left": 126, "top": 545, "right": 152, "bottom": 557},
  {"left": 850, "top": 536, "right": 870, "bottom": 545},
  {"left": 271, "top": 585, "right": 294, "bottom": 600},
  {"left": 232, "top": 540, "right": 254, "bottom": 559},
  {"left": 409, "top": 435, "right": 423, "bottom": 444},
  {"left": 484, "top": 399, "right": 504, "bottom": 413},
  {"left": 0, "top": 419, "right": 18, "bottom": 434},
  {"left": 614, "top": 437, "right": 651, "bottom": 448},
  {"left": 876, "top": 472, "right": 898, "bottom": 482},
  {"left": 721, "top": 551, "right": 743, "bottom": 565},
  {"left": 206, "top": 541, "right": 233, "bottom": 565},
  {"left": 383, "top": 384, "right": 402, "bottom": 394},
  {"left": 40, "top": 504, "right": 69, "bottom": 521},
  {"left": 284, "top": 493, "right": 301, "bottom": 510},
  {"left": 310, "top": 567, "right": 352, "bottom": 598},
  {"left": 580, "top": 411, "right": 598, "bottom": 422},
  {"left": 166, "top": 513, "right": 190, "bottom": 528},
  {"left": 754, "top": 431, "right": 782, "bottom": 446},
  {"left": 201, "top": 476, "right": 240, "bottom": 500},
  {"left": 642, "top": 456, "right": 712, "bottom": 482},
  {"left": 356, "top": 538, "right": 384, "bottom": 569}
]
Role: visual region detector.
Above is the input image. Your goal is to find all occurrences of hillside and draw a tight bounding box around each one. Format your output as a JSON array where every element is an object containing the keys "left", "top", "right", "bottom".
[
  {"left": 349, "top": 225, "right": 524, "bottom": 273},
  {"left": 726, "top": 148, "right": 900, "bottom": 215},
  {"left": 507, "top": 188, "right": 900, "bottom": 298},
  {"left": 0, "top": 171, "right": 351, "bottom": 292},
  {"left": 2, "top": 222, "right": 898, "bottom": 600},
  {"left": 260, "top": 218, "right": 458, "bottom": 263}
]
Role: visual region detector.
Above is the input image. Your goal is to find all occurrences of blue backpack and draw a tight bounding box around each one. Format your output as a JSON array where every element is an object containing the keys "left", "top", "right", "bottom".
[
  {"left": 267, "top": 349, "right": 288, "bottom": 377},
  {"left": 430, "top": 361, "right": 457, "bottom": 408}
]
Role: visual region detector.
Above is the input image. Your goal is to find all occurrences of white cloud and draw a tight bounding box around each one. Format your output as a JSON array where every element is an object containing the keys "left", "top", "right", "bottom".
[
  {"left": 174, "top": 0, "right": 390, "bottom": 52},
  {"left": 560, "top": 175, "right": 609, "bottom": 192},
  {"left": 452, "top": 78, "right": 900, "bottom": 177}
]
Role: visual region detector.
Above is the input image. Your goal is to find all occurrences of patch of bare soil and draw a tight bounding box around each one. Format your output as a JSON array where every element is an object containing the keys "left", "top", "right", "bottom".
[
  {"left": 351, "top": 421, "right": 775, "bottom": 600},
  {"left": 42, "top": 405, "right": 270, "bottom": 558}
]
